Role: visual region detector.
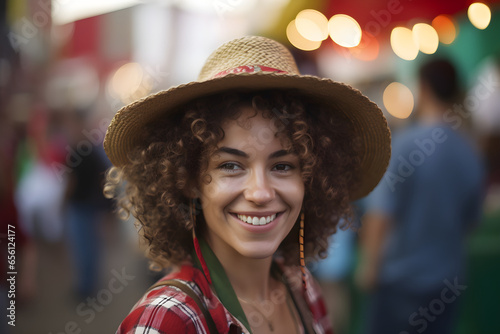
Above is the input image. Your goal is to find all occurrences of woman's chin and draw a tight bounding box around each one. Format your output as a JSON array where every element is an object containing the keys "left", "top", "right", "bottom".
[{"left": 236, "top": 242, "right": 278, "bottom": 260}]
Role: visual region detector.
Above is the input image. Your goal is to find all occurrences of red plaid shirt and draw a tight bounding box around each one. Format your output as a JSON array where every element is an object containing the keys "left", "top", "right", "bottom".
[{"left": 116, "top": 263, "right": 333, "bottom": 334}]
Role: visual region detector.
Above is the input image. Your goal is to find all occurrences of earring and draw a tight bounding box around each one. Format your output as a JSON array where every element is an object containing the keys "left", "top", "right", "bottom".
[
  {"left": 299, "top": 211, "right": 307, "bottom": 290},
  {"left": 191, "top": 199, "right": 212, "bottom": 285}
]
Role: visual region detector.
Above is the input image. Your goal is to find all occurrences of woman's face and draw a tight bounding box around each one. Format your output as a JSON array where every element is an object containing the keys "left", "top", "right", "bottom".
[{"left": 198, "top": 106, "right": 305, "bottom": 259}]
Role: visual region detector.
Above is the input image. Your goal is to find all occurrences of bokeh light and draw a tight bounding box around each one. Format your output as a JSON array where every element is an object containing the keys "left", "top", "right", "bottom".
[
  {"left": 391, "top": 27, "right": 419, "bottom": 60},
  {"left": 286, "top": 20, "right": 322, "bottom": 51},
  {"left": 468, "top": 3, "right": 491, "bottom": 30},
  {"left": 383, "top": 82, "right": 414, "bottom": 119},
  {"left": 432, "top": 15, "right": 457, "bottom": 44},
  {"left": 295, "top": 9, "right": 329, "bottom": 42},
  {"left": 412, "top": 23, "right": 439, "bottom": 54},
  {"left": 349, "top": 31, "right": 380, "bottom": 61},
  {"left": 328, "top": 14, "right": 362, "bottom": 48},
  {"left": 108, "top": 62, "right": 152, "bottom": 104}
]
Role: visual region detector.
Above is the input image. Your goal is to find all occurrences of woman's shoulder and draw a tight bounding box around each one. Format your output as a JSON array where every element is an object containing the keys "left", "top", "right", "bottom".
[
  {"left": 117, "top": 296, "right": 198, "bottom": 333},
  {"left": 116, "top": 264, "right": 225, "bottom": 334}
]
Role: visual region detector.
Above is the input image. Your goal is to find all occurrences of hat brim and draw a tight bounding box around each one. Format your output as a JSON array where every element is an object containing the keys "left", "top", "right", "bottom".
[{"left": 104, "top": 72, "right": 391, "bottom": 200}]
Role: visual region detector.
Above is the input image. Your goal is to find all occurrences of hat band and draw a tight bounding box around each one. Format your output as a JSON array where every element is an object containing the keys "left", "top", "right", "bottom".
[{"left": 212, "top": 65, "right": 287, "bottom": 79}]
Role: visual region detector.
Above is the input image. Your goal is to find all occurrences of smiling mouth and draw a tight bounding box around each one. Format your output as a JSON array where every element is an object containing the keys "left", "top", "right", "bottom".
[{"left": 235, "top": 213, "right": 280, "bottom": 226}]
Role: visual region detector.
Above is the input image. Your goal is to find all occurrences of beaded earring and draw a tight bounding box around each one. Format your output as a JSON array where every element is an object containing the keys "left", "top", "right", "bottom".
[{"left": 299, "top": 212, "right": 307, "bottom": 290}]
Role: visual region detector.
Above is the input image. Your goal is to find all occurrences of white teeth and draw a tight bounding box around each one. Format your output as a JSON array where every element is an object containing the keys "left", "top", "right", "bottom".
[{"left": 237, "top": 214, "right": 278, "bottom": 226}]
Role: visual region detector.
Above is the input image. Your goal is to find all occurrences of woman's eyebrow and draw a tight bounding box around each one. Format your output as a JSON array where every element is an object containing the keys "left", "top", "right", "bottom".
[
  {"left": 215, "top": 146, "right": 249, "bottom": 158},
  {"left": 215, "top": 147, "right": 292, "bottom": 159},
  {"left": 269, "top": 149, "right": 291, "bottom": 159}
]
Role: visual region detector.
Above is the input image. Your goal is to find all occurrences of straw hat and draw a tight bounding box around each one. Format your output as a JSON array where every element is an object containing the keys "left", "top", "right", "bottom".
[{"left": 104, "top": 36, "right": 390, "bottom": 200}]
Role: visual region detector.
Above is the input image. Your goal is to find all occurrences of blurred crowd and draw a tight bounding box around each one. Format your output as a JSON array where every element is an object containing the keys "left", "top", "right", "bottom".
[
  {"left": 310, "top": 57, "right": 500, "bottom": 334},
  {"left": 1, "top": 1, "right": 500, "bottom": 334}
]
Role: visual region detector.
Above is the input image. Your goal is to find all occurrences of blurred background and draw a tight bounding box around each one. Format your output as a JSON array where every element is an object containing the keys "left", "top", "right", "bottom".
[{"left": 1, "top": 0, "right": 499, "bottom": 333}]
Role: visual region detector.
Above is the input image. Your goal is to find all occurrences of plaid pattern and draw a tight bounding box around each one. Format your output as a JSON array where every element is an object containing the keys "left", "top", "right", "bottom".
[{"left": 116, "top": 264, "right": 333, "bottom": 334}]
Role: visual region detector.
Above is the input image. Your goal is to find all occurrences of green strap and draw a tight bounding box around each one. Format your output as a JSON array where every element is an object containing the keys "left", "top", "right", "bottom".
[{"left": 193, "top": 238, "right": 252, "bottom": 333}]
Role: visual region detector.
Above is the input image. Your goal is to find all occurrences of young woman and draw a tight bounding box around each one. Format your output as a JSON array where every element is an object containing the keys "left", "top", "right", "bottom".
[{"left": 104, "top": 36, "right": 390, "bottom": 334}]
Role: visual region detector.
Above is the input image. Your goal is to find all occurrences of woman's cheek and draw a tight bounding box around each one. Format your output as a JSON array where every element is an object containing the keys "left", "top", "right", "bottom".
[
  {"left": 201, "top": 174, "right": 242, "bottom": 202},
  {"left": 278, "top": 175, "right": 305, "bottom": 194}
]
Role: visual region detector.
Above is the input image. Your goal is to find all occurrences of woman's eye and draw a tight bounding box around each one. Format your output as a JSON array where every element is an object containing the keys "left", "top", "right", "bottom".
[
  {"left": 273, "top": 164, "right": 293, "bottom": 172},
  {"left": 219, "top": 163, "right": 242, "bottom": 172}
]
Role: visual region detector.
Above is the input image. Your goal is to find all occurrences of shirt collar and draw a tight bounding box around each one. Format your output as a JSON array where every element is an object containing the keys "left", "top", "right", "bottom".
[{"left": 192, "top": 237, "right": 252, "bottom": 333}]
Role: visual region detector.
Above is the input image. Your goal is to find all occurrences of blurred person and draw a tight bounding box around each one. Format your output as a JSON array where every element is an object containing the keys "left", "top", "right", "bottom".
[
  {"left": 1, "top": 168, "right": 32, "bottom": 334},
  {"left": 104, "top": 36, "right": 391, "bottom": 334},
  {"left": 1, "top": 110, "right": 37, "bottom": 333},
  {"left": 15, "top": 105, "right": 68, "bottom": 242},
  {"left": 63, "top": 109, "right": 110, "bottom": 299},
  {"left": 356, "top": 58, "right": 485, "bottom": 334},
  {"left": 12, "top": 103, "right": 68, "bottom": 307}
]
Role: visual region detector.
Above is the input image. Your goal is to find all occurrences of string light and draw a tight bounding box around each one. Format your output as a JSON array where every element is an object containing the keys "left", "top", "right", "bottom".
[
  {"left": 432, "top": 15, "right": 457, "bottom": 44},
  {"left": 391, "top": 27, "right": 419, "bottom": 60},
  {"left": 286, "top": 20, "right": 322, "bottom": 51},
  {"left": 383, "top": 82, "right": 414, "bottom": 119},
  {"left": 328, "top": 14, "right": 362, "bottom": 48},
  {"left": 468, "top": 3, "right": 491, "bottom": 29},
  {"left": 412, "top": 23, "right": 439, "bottom": 54},
  {"left": 295, "top": 9, "right": 329, "bottom": 42}
]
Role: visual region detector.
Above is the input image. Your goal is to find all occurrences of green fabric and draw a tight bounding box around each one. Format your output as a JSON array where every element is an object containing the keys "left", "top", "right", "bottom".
[{"left": 192, "top": 238, "right": 252, "bottom": 333}]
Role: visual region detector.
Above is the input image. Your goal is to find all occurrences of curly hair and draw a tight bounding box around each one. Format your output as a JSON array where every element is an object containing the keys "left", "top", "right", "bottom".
[{"left": 104, "top": 90, "right": 361, "bottom": 269}]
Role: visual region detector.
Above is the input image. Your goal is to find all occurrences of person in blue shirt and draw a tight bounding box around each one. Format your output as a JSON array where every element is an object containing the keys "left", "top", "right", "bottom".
[{"left": 356, "top": 58, "right": 485, "bottom": 334}]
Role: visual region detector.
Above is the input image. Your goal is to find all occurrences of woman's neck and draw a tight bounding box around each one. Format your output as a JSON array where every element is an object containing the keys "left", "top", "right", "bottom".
[{"left": 206, "top": 235, "right": 276, "bottom": 302}]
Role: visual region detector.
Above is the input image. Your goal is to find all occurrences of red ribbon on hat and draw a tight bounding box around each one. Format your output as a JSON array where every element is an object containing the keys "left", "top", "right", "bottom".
[{"left": 213, "top": 65, "right": 287, "bottom": 78}]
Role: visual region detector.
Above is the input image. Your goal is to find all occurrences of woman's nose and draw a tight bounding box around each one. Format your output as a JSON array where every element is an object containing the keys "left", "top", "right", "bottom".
[{"left": 244, "top": 170, "right": 275, "bottom": 205}]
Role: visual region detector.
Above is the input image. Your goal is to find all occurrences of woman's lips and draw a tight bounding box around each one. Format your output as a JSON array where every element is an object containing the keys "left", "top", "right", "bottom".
[
  {"left": 230, "top": 212, "right": 283, "bottom": 233},
  {"left": 236, "top": 213, "right": 277, "bottom": 225}
]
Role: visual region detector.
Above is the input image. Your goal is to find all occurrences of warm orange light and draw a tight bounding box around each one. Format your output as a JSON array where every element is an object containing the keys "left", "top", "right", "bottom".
[
  {"left": 383, "top": 82, "right": 414, "bottom": 119},
  {"left": 432, "top": 15, "right": 457, "bottom": 44},
  {"left": 349, "top": 31, "right": 380, "bottom": 61},
  {"left": 287, "top": 20, "right": 322, "bottom": 51}
]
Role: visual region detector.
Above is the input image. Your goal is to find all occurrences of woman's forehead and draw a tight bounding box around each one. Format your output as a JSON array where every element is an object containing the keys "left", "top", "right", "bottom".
[{"left": 217, "top": 106, "right": 287, "bottom": 154}]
